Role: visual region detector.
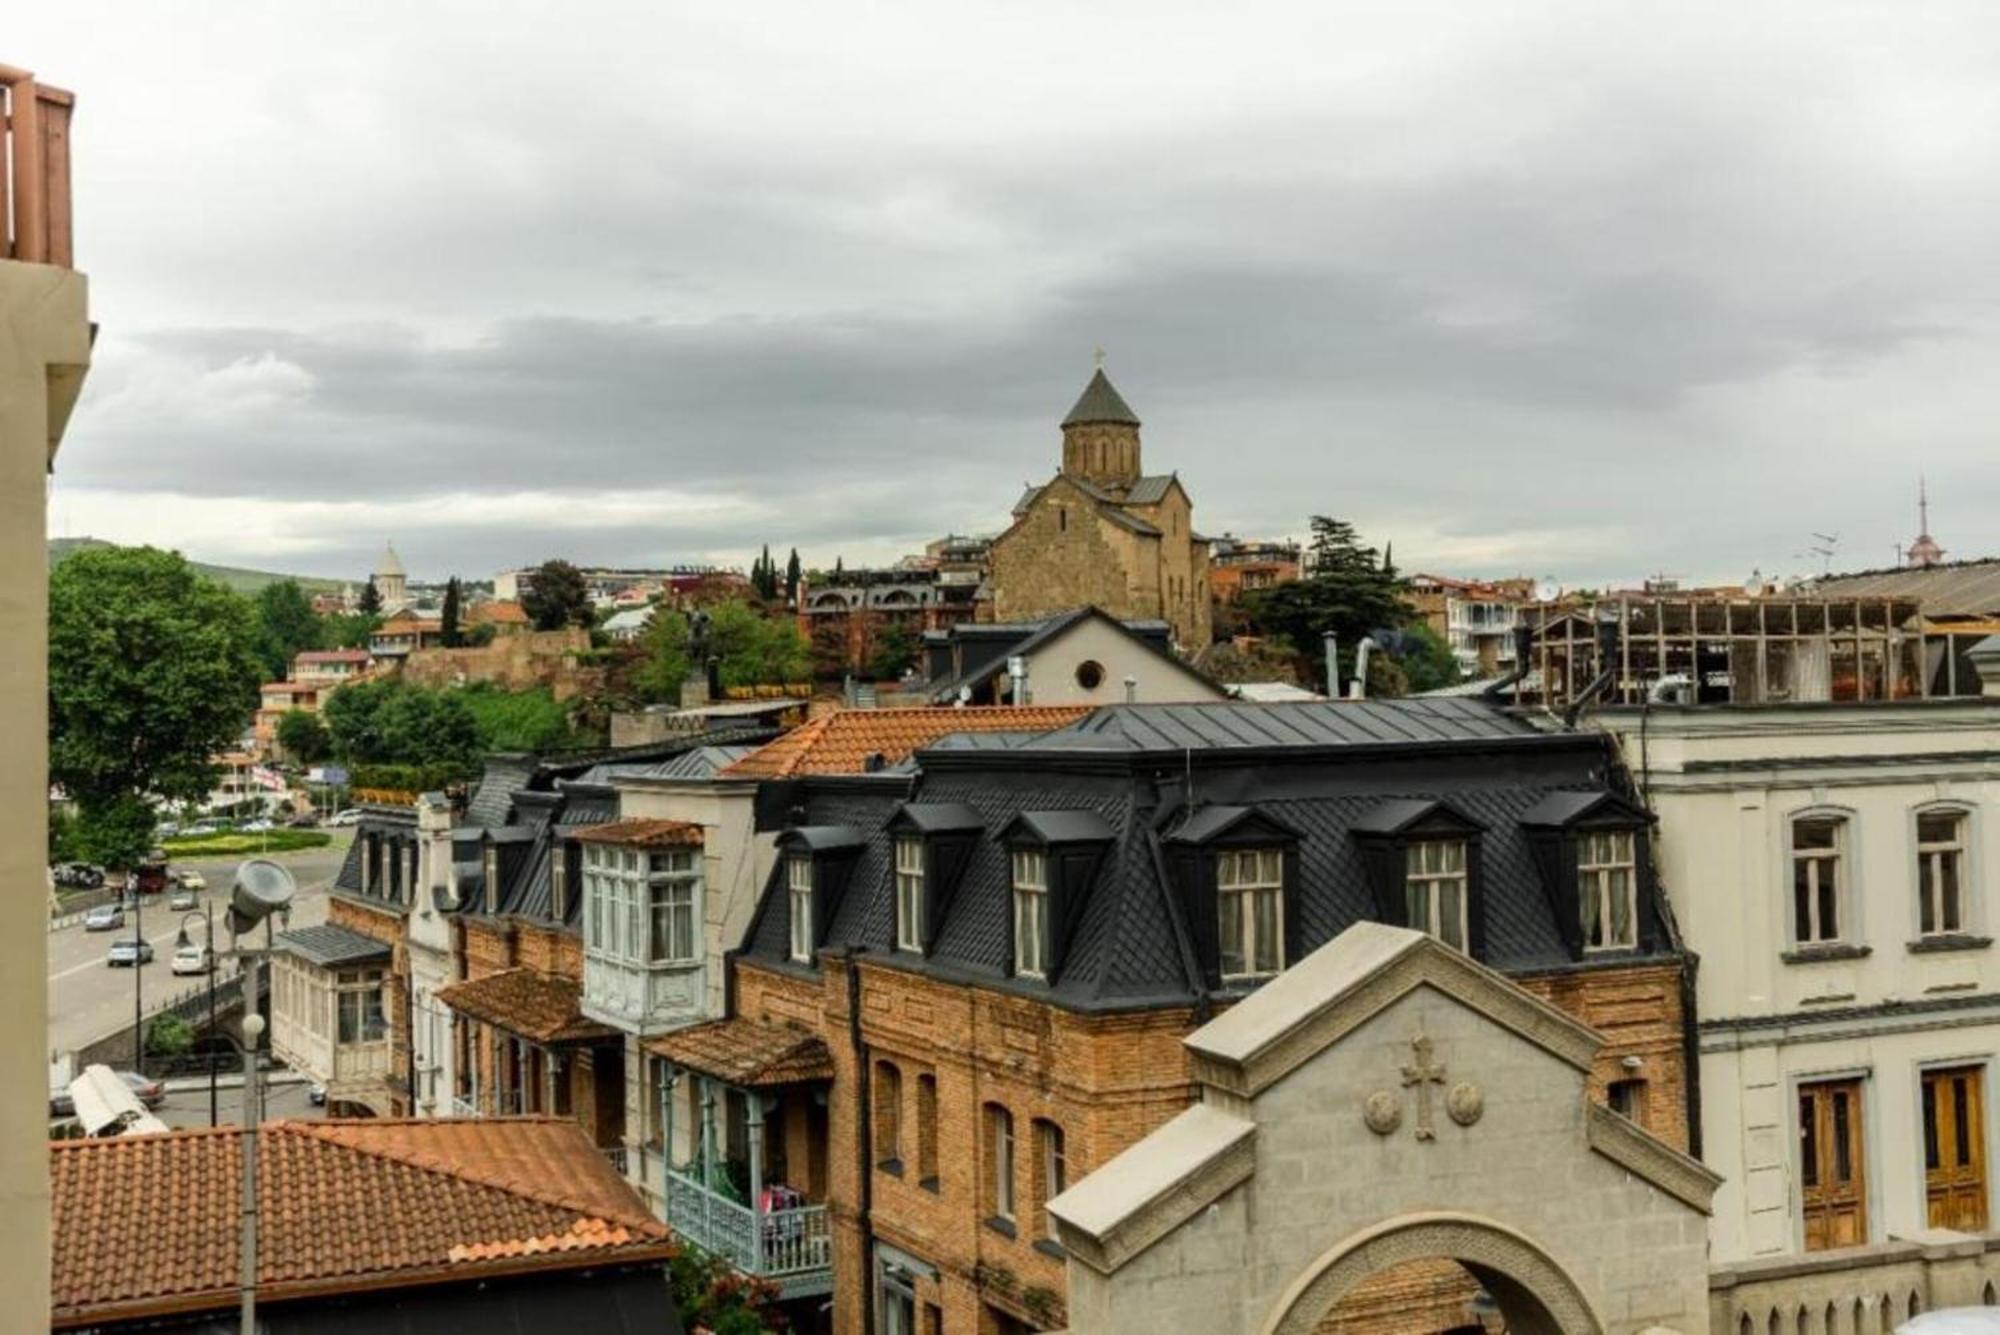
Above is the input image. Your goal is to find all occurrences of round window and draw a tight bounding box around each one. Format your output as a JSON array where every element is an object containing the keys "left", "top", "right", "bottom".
[{"left": 1075, "top": 660, "right": 1105, "bottom": 690}]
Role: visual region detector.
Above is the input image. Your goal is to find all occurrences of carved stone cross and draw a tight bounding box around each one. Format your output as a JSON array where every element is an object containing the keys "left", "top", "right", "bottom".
[{"left": 1401, "top": 1032, "right": 1447, "bottom": 1141}]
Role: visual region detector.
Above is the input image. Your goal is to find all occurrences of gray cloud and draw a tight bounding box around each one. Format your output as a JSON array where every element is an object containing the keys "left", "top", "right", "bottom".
[{"left": 25, "top": 1, "right": 2000, "bottom": 587}]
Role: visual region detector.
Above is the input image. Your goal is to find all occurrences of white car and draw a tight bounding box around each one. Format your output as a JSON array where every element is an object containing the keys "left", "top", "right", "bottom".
[
  {"left": 242, "top": 818, "right": 274, "bottom": 833},
  {"left": 176, "top": 870, "right": 206, "bottom": 892},
  {"left": 170, "top": 943, "right": 214, "bottom": 975},
  {"left": 328, "top": 809, "right": 363, "bottom": 827}
]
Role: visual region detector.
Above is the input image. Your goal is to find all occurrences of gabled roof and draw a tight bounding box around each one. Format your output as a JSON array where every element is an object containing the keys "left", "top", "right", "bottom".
[
  {"left": 1166, "top": 803, "right": 1305, "bottom": 845},
  {"left": 780, "top": 824, "right": 869, "bottom": 854},
  {"left": 49, "top": 1117, "right": 668, "bottom": 1328},
  {"left": 1349, "top": 796, "right": 1482, "bottom": 837},
  {"left": 723, "top": 705, "right": 1092, "bottom": 779},
  {"left": 997, "top": 809, "right": 1116, "bottom": 845},
  {"left": 923, "top": 606, "right": 1212, "bottom": 705},
  {"left": 1517, "top": 789, "right": 1651, "bottom": 828},
  {"left": 435, "top": 969, "right": 615, "bottom": 1045},
  {"left": 1120, "top": 474, "right": 1178, "bottom": 505},
  {"left": 572, "top": 818, "right": 703, "bottom": 850},
  {"left": 889, "top": 802, "right": 987, "bottom": 835},
  {"left": 1062, "top": 367, "right": 1141, "bottom": 427}
]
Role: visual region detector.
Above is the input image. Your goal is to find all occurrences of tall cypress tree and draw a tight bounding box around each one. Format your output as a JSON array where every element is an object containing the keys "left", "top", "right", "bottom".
[
  {"left": 785, "top": 548, "right": 802, "bottom": 603},
  {"left": 440, "top": 576, "right": 463, "bottom": 647}
]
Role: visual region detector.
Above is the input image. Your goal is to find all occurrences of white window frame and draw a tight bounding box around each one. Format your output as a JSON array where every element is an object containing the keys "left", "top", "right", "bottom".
[
  {"left": 1011, "top": 848, "right": 1049, "bottom": 979},
  {"left": 1790, "top": 813, "right": 1849, "bottom": 946},
  {"left": 1916, "top": 806, "right": 1971, "bottom": 938},
  {"left": 647, "top": 849, "right": 700, "bottom": 965},
  {"left": 894, "top": 836, "right": 925, "bottom": 953},
  {"left": 788, "top": 856, "right": 815, "bottom": 964},
  {"left": 1218, "top": 846, "right": 1285, "bottom": 980},
  {"left": 1405, "top": 839, "right": 1469, "bottom": 953},
  {"left": 1039, "top": 1119, "right": 1066, "bottom": 1240},
  {"left": 991, "top": 1105, "right": 1016, "bottom": 1223},
  {"left": 1578, "top": 829, "right": 1638, "bottom": 952},
  {"left": 335, "top": 967, "right": 387, "bottom": 1045}
]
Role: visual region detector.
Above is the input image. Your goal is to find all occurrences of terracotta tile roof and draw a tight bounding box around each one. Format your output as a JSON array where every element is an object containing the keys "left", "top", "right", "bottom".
[
  {"left": 472, "top": 599, "right": 531, "bottom": 625},
  {"left": 49, "top": 1117, "right": 669, "bottom": 1328},
  {"left": 722, "top": 705, "right": 1092, "bottom": 779},
  {"left": 295, "top": 649, "right": 373, "bottom": 663},
  {"left": 435, "top": 968, "right": 616, "bottom": 1045},
  {"left": 572, "top": 817, "right": 704, "bottom": 849},
  {"left": 645, "top": 1017, "right": 834, "bottom": 1088}
]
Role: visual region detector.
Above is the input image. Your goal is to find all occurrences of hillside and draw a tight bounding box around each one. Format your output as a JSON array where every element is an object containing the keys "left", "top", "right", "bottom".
[{"left": 47, "top": 537, "right": 348, "bottom": 595}]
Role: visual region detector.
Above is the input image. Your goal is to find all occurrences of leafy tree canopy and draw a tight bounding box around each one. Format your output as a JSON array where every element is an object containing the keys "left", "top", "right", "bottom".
[
  {"left": 253, "top": 579, "right": 323, "bottom": 680},
  {"left": 521, "top": 558, "right": 593, "bottom": 631},
  {"left": 323, "top": 678, "right": 481, "bottom": 773},
  {"left": 49, "top": 547, "right": 263, "bottom": 865},
  {"left": 456, "top": 683, "right": 587, "bottom": 752},
  {"left": 322, "top": 610, "right": 379, "bottom": 650},
  {"left": 867, "top": 620, "right": 920, "bottom": 680},
  {"left": 1237, "top": 516, "right": 1410, "bottom": 689},
  {"left": 276, "top": 708, "right": 334, "bottom": 765},
  {"left": 633, "top": 600, "right": 809, "bottom": 704}
]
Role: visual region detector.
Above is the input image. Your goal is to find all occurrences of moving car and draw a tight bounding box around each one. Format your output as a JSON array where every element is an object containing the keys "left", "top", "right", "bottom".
[
  {"left": 328, "top": 809, "right": 362, "bottom": 827},
  {"left": 170, "top": 942, "right": 214, "bottom": 975},
  {"left": 107, "top": 939, "right": 154, "bottom": 967},
  {"left": 82, "top": 904, "right": 125, "bottom": 932},
  {"left": 186, "top": 819, "right": 226, "bottom": 835},
  {"left": 116, "top": 1070, "right": 165, "bottom": 1108},
  {"left": 167, "top": 886, "right": 197, "bottom": 911},
  {"left": 53, "top": 862, "right": 104, "bottom": 890},
  {"left": 176, "top": 869, "right": 207, "bottom": 891},
  {"left": 242, "top": 818, "right": 274, "bottom": 833}
]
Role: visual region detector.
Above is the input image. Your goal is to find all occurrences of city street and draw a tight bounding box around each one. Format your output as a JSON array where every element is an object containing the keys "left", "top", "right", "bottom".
[
  {"left": 153, "top": 1074, "right": 317, "bottom": 1130},
  {"left": 46, "top": 833, "right": 351, "bottom": 1063}
]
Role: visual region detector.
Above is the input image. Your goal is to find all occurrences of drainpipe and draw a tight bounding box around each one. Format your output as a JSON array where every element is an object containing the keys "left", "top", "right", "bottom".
[
  {"left": 1322, "top": 632, "right": 1338, "bottom": 698},
  {"left": 843, "top": 948, "right": 874, "bottom": 1335}
]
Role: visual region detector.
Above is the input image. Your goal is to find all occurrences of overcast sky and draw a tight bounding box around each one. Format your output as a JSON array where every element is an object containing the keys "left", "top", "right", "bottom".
[{"left": 19, "top": 3, "right": 1999, "bottom": 589}]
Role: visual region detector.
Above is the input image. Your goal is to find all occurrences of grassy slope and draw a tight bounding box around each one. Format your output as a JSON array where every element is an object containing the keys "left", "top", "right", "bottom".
[{"left": 48, "top": 537, "right": 347, "bottom": 595}]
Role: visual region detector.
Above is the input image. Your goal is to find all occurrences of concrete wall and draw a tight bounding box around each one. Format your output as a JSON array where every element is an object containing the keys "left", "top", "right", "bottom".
[
  {"left": 1599, "top": 703, "right": 2000, "bottom": 1263},
  {"left": 1, "top": 257, "right": 90, "bottom": 1332}
]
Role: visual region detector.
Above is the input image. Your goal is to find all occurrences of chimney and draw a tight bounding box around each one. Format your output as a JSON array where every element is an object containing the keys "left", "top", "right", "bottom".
[
  {"left": 1323, "top": 632, "right": 1338, "bottom": 698},
  {"left": 1123, "top": 675, "right": 1137, "bottom": 704},
  {"left": 1009, "top": 655, "right": 1030, "bottom": 705},
  {"left": 415, "top": 792, "right": 455, "bottom": 910},
  {"left": 1969, "top": 635, "right": 2000, "bottom": 697}
]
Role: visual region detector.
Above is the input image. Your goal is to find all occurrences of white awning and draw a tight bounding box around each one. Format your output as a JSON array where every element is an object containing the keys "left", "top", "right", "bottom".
[{"left": 69, "top": 1064, "right": 149, "bottom": 1136}]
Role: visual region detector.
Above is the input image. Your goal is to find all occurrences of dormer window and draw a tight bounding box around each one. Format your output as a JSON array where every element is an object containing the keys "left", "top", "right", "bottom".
[
  {"left": 788, "top": 857, "right": 815, "bottom": 963},
  {"left": 1012, "top": 849, "right": 1050, "bottom": 979},
  {"left": 1404, "top": 840, "right": 1468, "bottom": 953},
  {"left": 581, "top": 837, "right": 701, "bottom": 967},
  {"left": 1219, "top": 847, "right": 1284, "bottom": 979},
  {"left": 647, "top": 849, "right": 698, "bottom": 966},
  {"left": 1579, "top": 830, "right": 1636, "bottom": 951},
  {"left": 894, "top": 837, "right": 925, "bottom": 952}
]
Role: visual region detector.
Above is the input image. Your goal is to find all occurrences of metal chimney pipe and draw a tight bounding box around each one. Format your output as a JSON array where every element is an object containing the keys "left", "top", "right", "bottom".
[
  {"left": 1351, "top": 637, "right": 1380, "bottom": 699},
  {"left": 1123, "top": 675, "right": 1137, "bottom": 704},
  {"left": 1322, "top": 632, "right": 1339, "bottom": 699},
  {"left": 1008, "top": 654, "right": 1029, "bottom": 705}
]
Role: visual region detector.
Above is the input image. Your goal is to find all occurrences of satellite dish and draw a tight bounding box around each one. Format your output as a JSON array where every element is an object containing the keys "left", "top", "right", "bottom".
[
  {"left": 1534, "top": 580, "right": 1561, "bottom": 603},
  {"left": 228, "top": 859, "right": 297, "bottom": 938}
]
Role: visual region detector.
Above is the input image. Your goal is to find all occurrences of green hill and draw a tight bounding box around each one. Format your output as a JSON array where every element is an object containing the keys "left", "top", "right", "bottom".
[{"left": 48, "top": 537, "right": 348, "bottom": 595}]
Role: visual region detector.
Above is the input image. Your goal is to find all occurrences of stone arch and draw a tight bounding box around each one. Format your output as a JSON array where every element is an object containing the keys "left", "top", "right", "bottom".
[{"left": 1259, "top": 1212, "right": 1602, "bottom": 1335}]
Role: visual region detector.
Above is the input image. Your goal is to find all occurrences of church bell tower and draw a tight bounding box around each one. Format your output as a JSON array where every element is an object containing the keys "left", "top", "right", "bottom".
[{"left": 1060, "top": 364, "right": 1142, "bottom": 493}]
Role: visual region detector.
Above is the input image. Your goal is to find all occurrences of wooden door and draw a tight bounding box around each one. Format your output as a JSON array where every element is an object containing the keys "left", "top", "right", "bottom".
[
  {"left": 1924, "top": 1066, "right": 1989, "bottom": 1231},
  {"left": 1799, "top": 1079, "right": 1868, "bottom": 1250}
]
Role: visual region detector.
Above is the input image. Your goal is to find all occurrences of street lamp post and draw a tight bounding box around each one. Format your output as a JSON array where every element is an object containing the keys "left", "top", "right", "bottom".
[
  {"left": 225, "top": 857, "right": 294, "bottom": 1335},
  {"left": 130, "top": 870, "right": 142, "bottom": 1076},
  {"left": 176, "top": 909, "right": 218, "bottom": 1126}
]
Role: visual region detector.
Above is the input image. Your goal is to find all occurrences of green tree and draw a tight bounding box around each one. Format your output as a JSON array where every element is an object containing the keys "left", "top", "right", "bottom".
[
  {"left": 146, "top": 1014, "right": 195, "bottom": 1058},
  {"left": 253, "top": 579, "right": 323, "bottom": 680},
  {"left": 322, "top": 610, "right": 379, "bottom": 650},
  {"left": 323, "top": 679, "right": 481, "bottom": 772},
  {"left": 357, "top": 580, "right": 383, "bottom": 616},
  {"left": 458, "top": 683, "right": 583, "bottom": 752},
  {"left": 49, "top": 547, "right": 263, "bottom": 867},
  {"left": 867, "top": 620, "right": 919, "bottom": 680},
  {"left": 440, "top": 576, "right": 464, "bottom": 647},
  {"left": 1237, "top": 517, "right": 1410, "bottom": 688},
  {"left": 521, "top": 559, "right": 592, "bottom": 631},
  {"left": 634, "top": 607, "right": 692, "bottom": 704},
  {"left": 785, "top": 548, "right": 801, "bottom": 603},
  {"left": 707, "top": 600, "right": 809, "bottom": 688},
  {"left": 1387, "top": 622, "right": 1463, "bottom": 694},
  {"left": 276, "top": 708, "right": 334, "bottom": 764}
]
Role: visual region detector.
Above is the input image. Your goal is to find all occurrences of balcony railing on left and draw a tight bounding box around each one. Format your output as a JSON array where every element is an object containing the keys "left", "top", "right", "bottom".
[{"left": 1, "top": 65, "right": 74, "bottom": 266}]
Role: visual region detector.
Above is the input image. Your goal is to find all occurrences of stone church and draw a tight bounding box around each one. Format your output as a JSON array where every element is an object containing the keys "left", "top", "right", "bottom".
[{"left": 987, "top": 368, "right": 1212, "bottom": 649}]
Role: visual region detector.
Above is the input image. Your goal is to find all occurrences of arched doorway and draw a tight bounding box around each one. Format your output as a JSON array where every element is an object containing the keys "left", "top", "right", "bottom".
[{"left": 1261, "top": 1213, "right": 1601, "bottom": 1335}]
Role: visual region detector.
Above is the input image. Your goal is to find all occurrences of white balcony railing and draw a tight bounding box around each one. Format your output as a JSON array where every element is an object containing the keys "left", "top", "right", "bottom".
[
  {"left": 662, "top": 1167, "right": 830, "bottom": 1282},
  {"left": 450, "top": 1095, "right": 479, "bottom": 1118}
]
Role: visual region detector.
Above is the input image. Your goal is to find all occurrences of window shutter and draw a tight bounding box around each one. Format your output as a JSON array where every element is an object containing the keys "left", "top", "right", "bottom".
[
  {"left": 1046, "top": 845, "right": 1105, "bottom": 979},
  {"left": 1281, "top": 843, "right": 1304, "bottom": 968},
  {"left": 1354, "top": 837, "right": 1408, "bottom": 927},
  {"left": 1171, "top": 846, "right": 1223, "bottom": 991},
  {"left": 1635, "top": 831, "right": 1663, "bottom": 954},
  {"left": 923, "top": 834, "right": 976, "bottom": 954},
  {"left": 1463, "top": 834, "right": 1489, "bottom": 961}
]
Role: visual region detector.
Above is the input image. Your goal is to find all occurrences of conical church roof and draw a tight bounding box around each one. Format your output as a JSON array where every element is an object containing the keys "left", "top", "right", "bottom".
[
  {"left": 375, "top": 541, "right": 405, "bottom": 577},
  {"left": 1061, "top": 368, "right": 1141, "bottom": 428}
]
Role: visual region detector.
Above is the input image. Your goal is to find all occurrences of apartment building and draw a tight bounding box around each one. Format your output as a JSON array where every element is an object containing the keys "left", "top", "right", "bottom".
[
  {"left": 1598, "top": 688, "right": 2000, "bottom": 1267},
  {"left": 697, "top": 698, "right": 1693, "bottom": 1334}
]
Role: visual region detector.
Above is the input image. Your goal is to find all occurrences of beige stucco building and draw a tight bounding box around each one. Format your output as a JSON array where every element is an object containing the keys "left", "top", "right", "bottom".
[
  {"left": 1598, "top": 699, "right": 2000, "bottom": 1278},
  {"left": 987, "top": 369, "right": 1212, "bottom": 651},
  {"left": 1, "top": 65, "right": 88, "bottom": 1335}
]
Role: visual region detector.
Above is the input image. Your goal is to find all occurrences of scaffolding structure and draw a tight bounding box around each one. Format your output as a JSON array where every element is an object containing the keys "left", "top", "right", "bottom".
[{"left": 1519, "top": 595, "right": 1932, "bottom": 709}]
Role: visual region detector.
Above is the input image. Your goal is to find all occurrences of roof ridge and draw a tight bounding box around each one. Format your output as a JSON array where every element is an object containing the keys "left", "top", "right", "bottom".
[{"left": 292, "top": 1119, "right": 660, "bottom": 1233}]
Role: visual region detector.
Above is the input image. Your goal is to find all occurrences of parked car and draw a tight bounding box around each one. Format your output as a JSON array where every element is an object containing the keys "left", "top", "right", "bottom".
[
  {"left": 53, "top": 863, "right": 104, "bottom": 890},
  {"left": 170, "top": 942, "right": 214, "bottom": 975},
  {"left": 82, "top": 904, "right": 125, "bottom": 932},
  {"left": 106, "top": 939, "right": 154, "bottom": 967},
  {"left": 308, "top": 1082, "right": 327, "bottom": 1107},
  {"left": 328, "top": 809, "right": 363, "bottom": 827},
  {"left": 186, "top": 820, "right": 226, "bottom": 836},
  {"left": 175, "top": 870, "right": 207, "bottom": 891},
  {"left": 242, "top": 818, "right": 274, "bottom": 833},
  {"left": 167, "top": 887, "right": 197, "bottom": 911},
  {"left": 116, "top": 1070, "right": 165, "bottom": 1108},
  {"left": 285, "top": 813, "right": 320, "bottom": 828}
]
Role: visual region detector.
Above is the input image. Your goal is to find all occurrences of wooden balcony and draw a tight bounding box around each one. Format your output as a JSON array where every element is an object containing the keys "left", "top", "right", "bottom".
[{"left": 1, "top": 66, "right": 74, "bottom": 267}]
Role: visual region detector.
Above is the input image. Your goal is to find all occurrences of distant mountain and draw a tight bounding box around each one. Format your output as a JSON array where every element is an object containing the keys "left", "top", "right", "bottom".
[{"left": 47, "top": 537, "right": 349, "bottom": 595}]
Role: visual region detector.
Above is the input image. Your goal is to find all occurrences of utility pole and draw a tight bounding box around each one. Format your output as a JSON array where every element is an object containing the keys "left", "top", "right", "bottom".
[
  {"left": 239, "top": 953, "right": 263, "bottom": 1335},
  {"left": 131, "top": 871, "right": 143, "bottom": 1074}
]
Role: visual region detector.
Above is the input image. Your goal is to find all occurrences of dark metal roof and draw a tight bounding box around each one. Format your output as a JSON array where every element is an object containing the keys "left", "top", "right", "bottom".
[
  {"left": 1120, "top": 474, "right": 1177, "bottom": 505},
  {"left": 1002, "top": 809, "right": 1116, "bottom": 844},
  {"left": 1166, "top": 803, "right": 1304, "bottom": 845},
  {"left": 1518, "top": 790, "right": 1627, "bottom": 827},
  {"left": 1027, "top": 698, "right": 1542, "bottom": 753},
  {"left": 781, "top": 825, "right": 867, "bottom": 854},
  {"left": 1814, "top": 559, "right": 2000, "bottom": 616},
  {"left": 891, "top": 803, "right": 987, "bottom": 835},
  {"left": 1061, "top": 368, "right": 1141, "bottom": 427},
  {"left": 1350, "top": 797, "right": 1471, "bottom": 836},
  {"left": 275, "top": 923, "right": 392, "bottom": 968}
]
